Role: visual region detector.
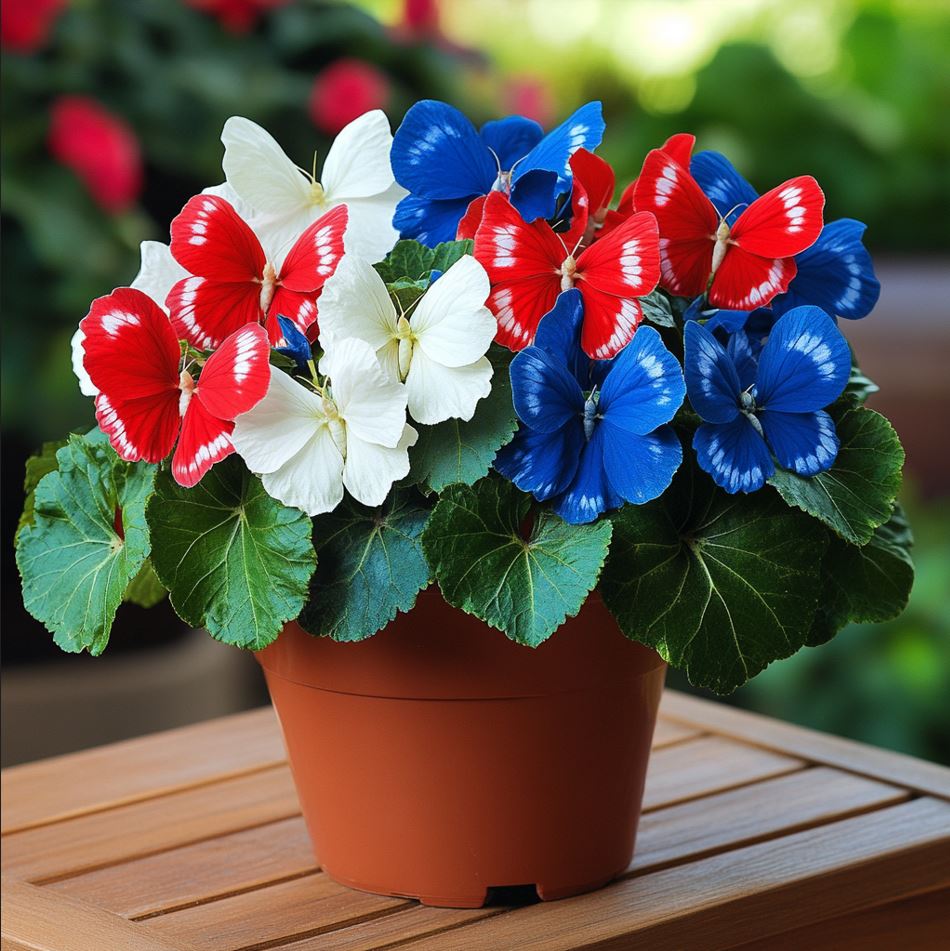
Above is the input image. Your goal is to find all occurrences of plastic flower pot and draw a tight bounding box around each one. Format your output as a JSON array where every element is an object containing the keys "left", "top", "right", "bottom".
[{"left": 255, "top": 586, "right": 666, "bottom": 908}]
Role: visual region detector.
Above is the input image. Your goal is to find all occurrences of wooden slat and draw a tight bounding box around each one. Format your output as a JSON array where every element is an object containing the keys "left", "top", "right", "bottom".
[
  {"left": 1, "top": 707, "right": 284, "bottom": 834},
  {"left": 142, "top": 874, "right": 407, "bottom": 951},
  {"left": 733, "top": 888, "right": 950, "bottom": 951},
  {"left": 0, "top": 880, "right": 186, "bottom": 951},
  {"left": 400, "top": 798, "right": 950, "bottom": 950},
  {"left": 649, "top": 717, "right": 700, "bottom": 749},
  {"left": 2, "top": 767, "right": 299, "bottom": 883},
  {"left": 632, "top": 766, "right": 908, "bottom": 873},
  {"left": 661, "top": 691, "right": 950, "bottom": 799},
  {"left": 641, "top": 735, "right": 804, "bottom": 810},
  {"left": 48, "top": 817, "right": 316, "bottom": 920}
]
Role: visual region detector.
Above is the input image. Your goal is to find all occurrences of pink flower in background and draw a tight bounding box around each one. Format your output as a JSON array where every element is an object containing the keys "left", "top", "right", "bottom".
[
  {"left": 402, "top": 0, "right": 439, "bottom": 35},
  {"left": 505, "top": 77, "right": 555, "bottom": 127},
  {"left": 1, "top": 0, "right": 66, "bottom": 53},
  {"left": 185, "top": 0, "right": 292, "bottom": 33},
  {"left": 309, "top": 60, "right": 391, "bottom": 135},
  {"left": 48, "top": 97, "right": 143, "bottom": 214}
]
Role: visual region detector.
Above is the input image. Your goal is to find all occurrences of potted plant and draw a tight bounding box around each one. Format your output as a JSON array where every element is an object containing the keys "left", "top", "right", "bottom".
[{"left": 16, "top": 102, "right": 913, "bottom": 908}]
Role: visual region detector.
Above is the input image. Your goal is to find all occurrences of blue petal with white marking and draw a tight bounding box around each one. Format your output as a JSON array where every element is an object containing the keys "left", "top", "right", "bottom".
[
  {"left": 755, "top": 306, "right": 850, "bottom": 413},
  {"left": 515, "top": 101, "right": 605, "bottom": 193},
  {"left": 509, "top": 345, "right": 584, "bottom": 434},
  {"left": 771, "top": 219, "right": 880, "bottom": 320},
  {"left": 480, "top": 115, "right": 543, "bottom": 171},
  {"left": 494, "top": 421, "right": 584, "bottom": 502},
  {"left": 393, "top": 193, "right": 474, "bottom": 246},
  {"left": 691, "top": 150, "right": 759, "bottom": 226},
  {"left": 760, "top": 409, "right": 839, "bottom": 477},
  {"left": 601, "top": 422, "right": 682, "bottom": 505},
  {"left": 693, "top": 417, "right": 775, "bottom": 494},
  {"left": 684, "top": 320, "right": 742, "bottom": 424},
  {"left": 551, "top": 423, "right": 621, "bottom": 524}
]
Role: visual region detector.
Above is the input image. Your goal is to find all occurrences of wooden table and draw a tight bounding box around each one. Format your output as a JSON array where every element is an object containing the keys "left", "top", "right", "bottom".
[{"left": 3, "top": 691, "right": 948, "bottom": 950}]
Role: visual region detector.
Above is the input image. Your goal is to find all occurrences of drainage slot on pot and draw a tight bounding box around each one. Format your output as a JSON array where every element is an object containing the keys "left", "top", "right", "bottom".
[{"left": 484, "top": 884, "right": 541, "bottom": 907}]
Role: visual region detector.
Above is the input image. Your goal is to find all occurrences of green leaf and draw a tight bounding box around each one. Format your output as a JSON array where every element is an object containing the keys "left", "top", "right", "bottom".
[
  {"left": 407, "top": 345, "right": 518, "bottom": 492},
  {"left": 422, "top": 475, "right": 612, "bottom": 647},
  {"left": 17, "top": 438, "right": 67, "bottom": 541},
  {"left": 429, "top": 239, "right": 474, "bottom": 274},
  {"left": 15, "top": 431, "right": 157, "bottom": 655},
  {"left": 808, "top": 504, "right": 915, "bottom": 646},
  {"left": 147, "top": 457, "right": 316, "bottom": 650},
  {"left": 640, "top": 289, "right": 677, "bottom": 328},
  {"left": 769, "top": 404, "right": 904, "bottom": 545},
  {"left": 374, "top": 239, "right": 434, "bottom": 283},
  {"left": 600, "top": 454, "right": 826, "bottom": 693},
  {"left": 842, "top": 359, "right": 879, "bottom": 405},
  {"left": 388, "top": 277, "right": 429, "bottom": 312},
  {"left": 124, "top": 560, "right": 167, "bottom": 608},
  {"left": 299, "top": 488, "right": 431, "bottom": 642}
]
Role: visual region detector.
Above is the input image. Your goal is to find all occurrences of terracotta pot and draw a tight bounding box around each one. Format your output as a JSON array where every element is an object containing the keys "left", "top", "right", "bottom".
[{"left": 256, "top": 587, "right": 666, "bottom": 908}]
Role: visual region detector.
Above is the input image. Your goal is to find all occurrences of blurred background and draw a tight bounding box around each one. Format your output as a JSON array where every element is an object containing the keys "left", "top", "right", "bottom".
[{"left": 2, "top": 0, "right": 947, "bottom": 766}]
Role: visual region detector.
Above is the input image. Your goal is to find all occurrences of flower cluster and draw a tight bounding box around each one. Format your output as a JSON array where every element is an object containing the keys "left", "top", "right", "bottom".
[{"left": 20, "top": 98, "right": 907, "bottom": 692}]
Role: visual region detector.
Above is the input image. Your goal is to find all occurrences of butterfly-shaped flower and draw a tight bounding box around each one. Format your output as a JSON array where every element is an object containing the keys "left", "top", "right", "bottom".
[
  {"left": 231, "top": 338, "right": 417, "bottom": 516},
  {"left": 684, "top": 306, "right": 850, "bottom": 494},
  {"left": 495, "top": 290, "right": 685, "bottom": 524},
  {"left": 391, "top": 100, "right": 605, "bottom": 246},
  {"left": 80, "top": 288, "right": 271, "bottom": 486},
  {"left": 690, "top": 149, "right": 880, "bottom": 320},
  {"left": 473, "top": 191, "right": 660, "bottom": 358},
  {"left": 633, "top": 133, "right": 825, "bottom": 311},
  {"left": 220, "top": 111, "right": 404, "bottom": 263},
  {"left": 167, "top": 194, "right": 347, "bottom": 350},
  {"left": 318, "top": 254, "right": 496, "bottom": 425},
  {"left": 71, "top": 240, "right": 189, "bottom": 398}
]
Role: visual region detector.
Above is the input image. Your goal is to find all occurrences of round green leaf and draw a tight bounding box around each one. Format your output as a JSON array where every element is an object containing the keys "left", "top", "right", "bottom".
[
  {"left": 147, "top": 457, "right": 316, "bottom": 650},
  {"left": 422, "top": 475, "right": 612, "bottom": 647},
  {"left": 601, "top": 456, "right": 827, "bottom": 694},
  {"left": 299, "top": 488, "right": 431, "bottom": 642},
  {"left": 769, "top": 404, "right": 904, "bottom": 545},
  {"left": 16, "top": 431, "right": 156, "bottom": 655}
]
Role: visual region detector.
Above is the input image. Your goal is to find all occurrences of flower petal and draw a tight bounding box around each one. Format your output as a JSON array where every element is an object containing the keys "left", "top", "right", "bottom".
[
  {"left": 231, "top": 366, "right": 324, "bottom": 474},
  {"left": 318, "top": 256, "right": 398, "bottom": 355},
  {"left": 693, "top": 417, "right": 774, "bottom": 494},
  {"left": 600, "top": 421, "right": 682, "bottom": 505},
  {"left": 509, "top": 346, "right": 584, "bottom": 434},
  {"left": 760, "top": 409, "right": 839, "bottom": 477},
  {"left": 340, "top": 186, "right": 405, "bottom": 262},
  {"left": 262, "top": 426, "right": 344, "bottom": 516},
  {"left": 412, "top": 255, "right": 495, "bottom": 368},
  {"left": 343, "top": 424, "right": 417, "bottom": 507},
  {"left": 551, "top": 423, "right": 621, "bottom": 524},
  {"left": 70, "top": 327, "right": 98, "bottom": 397},
  {"left": 130, "top": 240, "right": 189, "bottom": 314},
  {"left": 321, "top": 109, "right": 399, "bottom": 200},
  {"left": 406, "top": 351, "right": 492, "bottom": 425},
  {"left": 494, "top": 421, "right": 584, "bottom": 502}
]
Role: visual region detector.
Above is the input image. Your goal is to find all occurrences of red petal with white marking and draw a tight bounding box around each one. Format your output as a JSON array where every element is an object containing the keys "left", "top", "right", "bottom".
[
  {"left": 81, "top": 288, "right": 180, "bottom": 400},
  {"left": 709, "top": 247, "right": 797, "bottom": 310},
  {"left": 657, "top": 132, "right": 696, "bottom": 170},
  {"left": 456, "top": 195, "right": 488, "bottom": 241},
  {"left": 579, "top": 286, "right": 643, "bottom": 360},
  {"left": 659, "top": 234, "right": 715, "bottom": 299},
  {"left": 265, "top": 287, "right": 318, "bottom": 345},
  {"left": 172, "top": 397, "right": 234, "bottom": 488},
  {"left": 170, "top": 194, "right": 266, "bottom": 283},
  {"left": 731, "top": 175, "right": 824, "bottom": 258},
  {"left": 576, "top": 211, "right": 660, "bottom": 298},
  {"left": 278, "top": 204, "right": 348, "bottom": 293},
  {"left": 489, "top": 277, "right": 561, "bottom": 351},
  {"left": 194, "top": 323, "right": 270, "bottom": 421},
  {"left": 95, "top": 390, "right": 180, "bottom": 463},
  {"left": 474, "top": 191, "right": 564, "bottom": 286},
  {"left": 167, "top": 275, "right": 262, "bottom": 350}
]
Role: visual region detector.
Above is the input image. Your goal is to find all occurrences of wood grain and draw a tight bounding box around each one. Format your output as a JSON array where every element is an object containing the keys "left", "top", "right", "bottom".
[
  {"left": 661, "top": 691, "right": 950, "bottom": 800},
  {"left": 2, "top": 767, "right": 299, "bottom": 883},
  {"left": 0, "top": 879, "right": 187, "bottom": 951},
  {"left": 1, "top": 707, "right": 284, "bottom": 835},
  {"left": 642, "top": 735, "right": 804, "bottom": 810},
  {"left": 400, "top": 797, "right": 950, "bottom": 950}
]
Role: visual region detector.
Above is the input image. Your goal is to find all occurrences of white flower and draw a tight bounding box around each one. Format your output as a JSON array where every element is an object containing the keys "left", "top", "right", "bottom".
[
  {"left": 71, "top": 240, "right": 188, "bottom": 397},
  {"left": 220, "top": 111, "right": 405, "bottom": 265},
  {"left": 319, "top": 255, "right": 496, "bottom": 425},
  {"left": 232, "top": 338, "right": 417, "bottom": 516}
]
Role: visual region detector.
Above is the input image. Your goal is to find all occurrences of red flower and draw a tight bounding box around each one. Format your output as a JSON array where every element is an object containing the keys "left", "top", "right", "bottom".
[
  {"left": 402, "top": 0, "right": 439, "bottom": 34},
  {"left": 308, "top": 59, "right": 391, "bottom": 136},
  {"left": 184, "top": 0, "right": 291, "bottom": 32},
  {"left": 48, "top": 96, "right": 143, "bottom": 214},
  {"left": 504, "top": 76, "right": 555, "bottom": 128},
  {"left": 1, "top": 0, "right": 66, "bottom": 53}
]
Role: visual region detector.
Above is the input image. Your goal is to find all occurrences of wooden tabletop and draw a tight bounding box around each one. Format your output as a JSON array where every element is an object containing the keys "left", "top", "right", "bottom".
[{"left": 3, "top": 691, "right": 948, "bottom": 950}]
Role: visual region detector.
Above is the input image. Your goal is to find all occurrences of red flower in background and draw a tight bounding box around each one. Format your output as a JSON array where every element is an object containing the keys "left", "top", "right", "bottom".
[
  {"left": 185, "top": 0, "right": 291, "bottom": 33},
  {"left": 1, "top": 0, "right": 66, "bottom": 53},
  {"left": 504, "top": 76, "right": 555, "bottom": 128},
  {"left": 48, "top": 96, "right": 143, "bottom": 214},
  {"left": 402, "top": 0, "right": 439, "bottom": 35},
  {"left": 308, "top": 59, "right": 391, "bottom": 135}
]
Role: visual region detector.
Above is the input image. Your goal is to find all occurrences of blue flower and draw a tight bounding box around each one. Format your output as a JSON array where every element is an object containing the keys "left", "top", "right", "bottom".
[
  {"left": 275, "top": 315, "right": 312, "bottom": 370},
  {"left": 690, "top": 150, "right": 880, "bottom": 319},
  {"left": 391, "top": 100, "right": 605, "bottom": 246},
  {"left": 495, "top": 290, "right": 685, "bottom": 524},
  {"left": 684, "top": 306, "right": 851, "bottom": 494}
]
